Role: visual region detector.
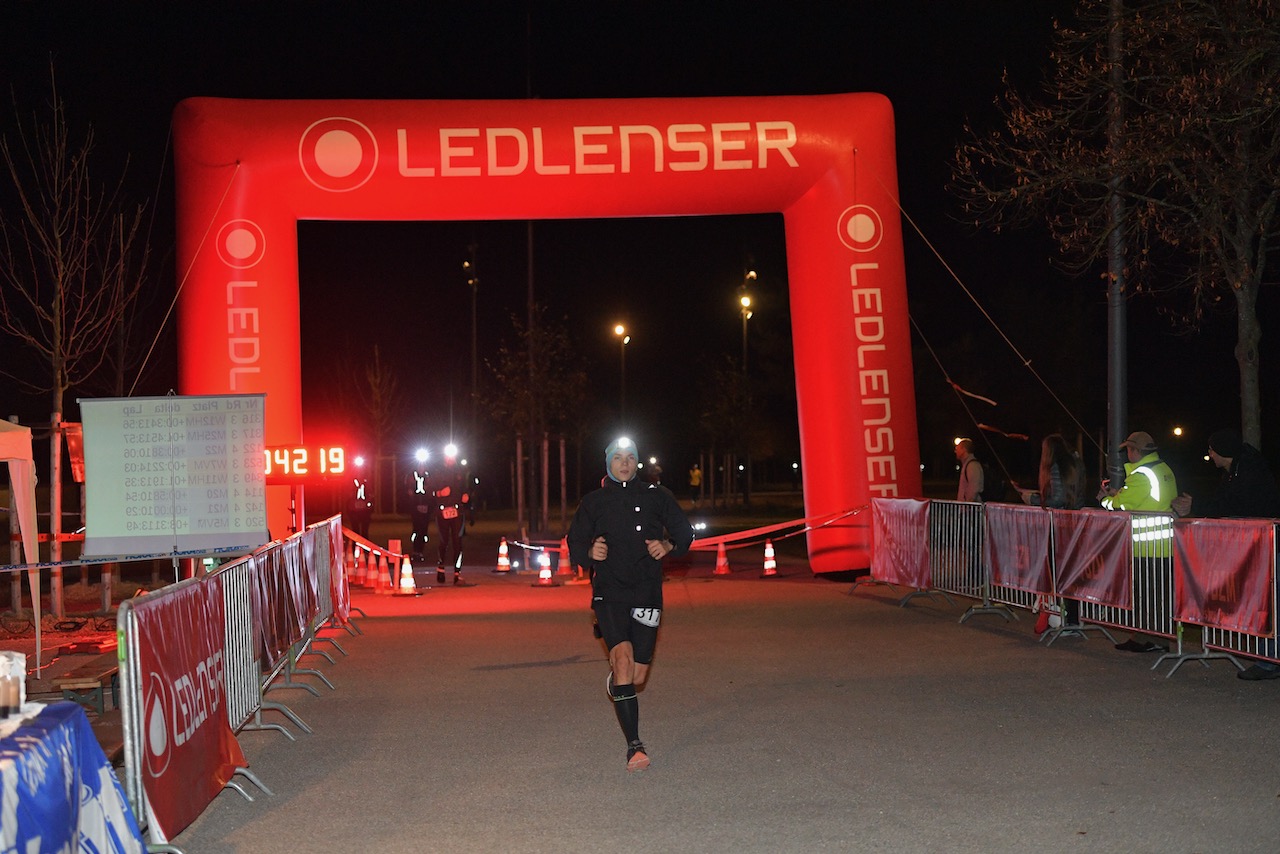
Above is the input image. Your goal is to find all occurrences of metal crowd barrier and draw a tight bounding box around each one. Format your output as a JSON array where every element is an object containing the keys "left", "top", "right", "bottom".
[
  {"left": 115, "top": 516, "right": 351, "bottom": 850},
  {"left": 875, "top": 500, "right": 1269, "bottom": 677},
  {"left": 1200, "top": 523, "right": 1279, "bottom": 666}
]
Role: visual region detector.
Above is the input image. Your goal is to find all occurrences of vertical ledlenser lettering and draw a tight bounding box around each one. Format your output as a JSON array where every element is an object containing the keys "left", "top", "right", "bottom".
[
  {"left": 226, "top": 281, "right": 261, "bottom": 391},
  {"left": 851, "top": 263, "right": 898, "bottom": 496}
]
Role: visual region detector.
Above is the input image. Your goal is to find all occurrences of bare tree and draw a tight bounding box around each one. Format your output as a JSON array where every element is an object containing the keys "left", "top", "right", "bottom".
[
  {"left": 0, "top": 71, "right": 148, "bottom": 417},
  {"left": 952, "top": 0, "right": 1280, "bottom": 447},
  {"left": 354, "top": 344, "right": 405, "bottom": 510},
  {"left": 481, "top": 306, "right": 592, "bottom": 521},
  {"left": 0, "top": 70, "right": 148, "bottom": 616}
]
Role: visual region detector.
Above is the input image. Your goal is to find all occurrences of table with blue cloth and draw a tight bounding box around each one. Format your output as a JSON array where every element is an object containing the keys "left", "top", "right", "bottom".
[{"left": 0, "top": 700, "right": 145, "bottom": 853}]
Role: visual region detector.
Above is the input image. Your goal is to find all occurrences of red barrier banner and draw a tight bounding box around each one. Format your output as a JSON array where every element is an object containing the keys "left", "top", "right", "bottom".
[
  {"left": 327, "top": 517, "right": 350, "bottom": 623},
  {"left": 1052, "top": 509, "right": 1132, "bottom": 608},
  {"left": 287, "top": 536, "right": 319, "bottom": 628},
  {"left": 252, "top": 546, "right": 300, "bottom": 666},
  {"left": 1173, "top": 518, "right": 1275, "bottom": 636},
  {"left": 985, "top": 504, "right": 1052, "bottom": 595},
  {"left": 871, "top": 498, "right": 930, "bottom": 588},
  {"left": 298, "top": 527, "right": 323, "bottom": 618},
  {"left": 132, "top": 577, "right": 246, "bottom": 840}
]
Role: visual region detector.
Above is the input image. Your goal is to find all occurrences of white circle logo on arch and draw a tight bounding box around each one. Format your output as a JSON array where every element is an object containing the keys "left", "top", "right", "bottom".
[
  {"left": 299, "top": 117, "right": 379, "bottom": 192},
  {"left": 216, "top": 219, "right": 267, "bottom": 269},
  {"left": 836, "top": 205, "right": 883, "bottom": 252}
]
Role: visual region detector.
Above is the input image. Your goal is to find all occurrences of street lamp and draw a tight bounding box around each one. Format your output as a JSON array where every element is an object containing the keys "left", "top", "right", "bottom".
[
  {"left": 614, "top": 324, "right": 630, "bottom": 420},
  {"left": 463, "top": 247, "right": 479, "bottom": 440},
  {"left": 739, "top": 270, "right": 756, "bottom": 374},
  {"left": 738, "top": 270, "right": 756, "bottom": 507}
]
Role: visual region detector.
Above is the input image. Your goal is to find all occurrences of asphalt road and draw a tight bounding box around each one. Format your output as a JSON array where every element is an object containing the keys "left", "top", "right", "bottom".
[{"left": 171, "top": 560, "right": 1280, "bottom": 853}]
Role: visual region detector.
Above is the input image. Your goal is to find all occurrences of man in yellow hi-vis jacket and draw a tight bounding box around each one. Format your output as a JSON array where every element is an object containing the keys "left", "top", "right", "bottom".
[
  {"left": 1100, "top": 430, "right": 1178, "bottom": 653},
  {"left": 1101, "top": 431, "right": 1178, "bottom": 513}
]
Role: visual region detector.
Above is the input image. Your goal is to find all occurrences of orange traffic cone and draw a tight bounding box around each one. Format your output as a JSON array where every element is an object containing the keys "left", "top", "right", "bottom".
[
  {"left": 345, "top": 540, "right": 359, "bottom": 586},
  {"left": 359, "top": 546, "right": 373, "bottom": 587},
  {"left": 345, "top": 540, "right": 360, "bottom": 588},
  {"left": 556, "top": 537, "right": 573, "bottom": 576},
  {"left": 713, "top": 542, "right": 731, "bottom": 575},
  {"left": 531, "top": 551, "right": 561, "bottom": 587},
  {"left": 395, "top": 556, "right": 421, "bottom": 596},
  {"left": 375, "top": 551, "right": 391, "bottom": 593},
  {"left": 761, "top": 539, "right": 778, "bottom": 577},
  {"left": 494, "top": 537, "right": 511, "bottom": 573}
]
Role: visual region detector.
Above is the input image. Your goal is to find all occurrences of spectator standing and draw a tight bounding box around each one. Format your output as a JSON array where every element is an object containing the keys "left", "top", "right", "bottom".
[
  {"left": 1101, "top": 430, "right": 1178, "bottom": 653},
  {"left": 1035, "top": 434, "right": 1087, "bottom": 634},
  {"left": 1171, "top": 429, "right": 1280, "bottom": 680},
  {"left": 1171, "top": 429, "right": 1280, "bottom": 520},
  {"left": 955, "top": 438, "right": 983, "bottom": 502}
]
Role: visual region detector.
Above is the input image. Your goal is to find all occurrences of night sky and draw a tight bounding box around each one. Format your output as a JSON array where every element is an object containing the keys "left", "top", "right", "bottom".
[{"left": 1, "top": 1, "right": 1263, "bottom": 491}]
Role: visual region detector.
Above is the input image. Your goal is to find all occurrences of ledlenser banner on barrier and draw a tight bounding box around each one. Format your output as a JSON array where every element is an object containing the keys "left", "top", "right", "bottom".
[
  {"left": 1052, "top": 509, "right": 1132, "bottom": 609},
  {"left": 870, "top": 498, "right": 930, "bottom": 588},
  {"left": 133, "top": 577, "right": 246, "bottom": 840},
  {"left": 1173, "top": 518, "right": 1275, "bottom": 636},
  {"left": 985, "top": 504, "right": 1053, "bottom": 595}
]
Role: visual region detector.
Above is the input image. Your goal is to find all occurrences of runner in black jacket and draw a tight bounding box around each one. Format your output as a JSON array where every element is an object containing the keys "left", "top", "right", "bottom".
[{"left": 567, "top": 436, "right": 695, "bottom": 771}]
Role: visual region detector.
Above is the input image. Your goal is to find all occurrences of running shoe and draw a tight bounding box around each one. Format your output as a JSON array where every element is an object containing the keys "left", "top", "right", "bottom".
[{"left": 626, "top": 740, "right": 650, "bottom": 771}]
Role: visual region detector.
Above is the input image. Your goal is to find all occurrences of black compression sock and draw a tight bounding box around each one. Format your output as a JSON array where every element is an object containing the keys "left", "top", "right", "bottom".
[{"left": 609, "top": 682, "right": 640, "bottom": 744}]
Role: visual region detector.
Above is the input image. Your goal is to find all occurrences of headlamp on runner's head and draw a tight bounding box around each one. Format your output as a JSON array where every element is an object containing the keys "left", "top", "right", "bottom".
[{"left": 605, "top": 436, "right": 637, "bottom": 465}]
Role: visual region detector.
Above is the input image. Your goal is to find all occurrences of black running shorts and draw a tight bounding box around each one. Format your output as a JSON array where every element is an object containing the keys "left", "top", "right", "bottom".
[{"left": 592, "top": 600, "right": 661, "bottom": 665}]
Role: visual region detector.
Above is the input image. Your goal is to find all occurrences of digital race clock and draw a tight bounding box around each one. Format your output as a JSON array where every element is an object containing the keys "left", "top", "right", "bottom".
[{"left": 262, "top": 445, "right": 346, "bottom": 484}]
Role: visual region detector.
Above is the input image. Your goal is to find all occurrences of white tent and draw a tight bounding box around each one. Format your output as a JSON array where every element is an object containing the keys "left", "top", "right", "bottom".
[{"left": 0, "top": 419, "right": 42, "bottom": 670}]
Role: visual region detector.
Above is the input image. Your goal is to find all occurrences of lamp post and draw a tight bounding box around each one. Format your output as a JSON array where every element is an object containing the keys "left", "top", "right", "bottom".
[
  {"left": 614, "top": 324, "right": 630, "bottom": 421},
  {"left": 738, "top": 270, "right": 756, "bottom": 506},
  {"left": 739, "top": 270, "right": 756, "bottom": 374},
  {"left": 463, "top": 245, "right": 479, "bottom": 441}
]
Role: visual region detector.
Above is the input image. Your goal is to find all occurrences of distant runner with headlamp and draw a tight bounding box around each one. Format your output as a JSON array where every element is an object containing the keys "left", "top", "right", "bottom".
[{"left": 568, "top": 436, "right": 695, "bottom": 771}]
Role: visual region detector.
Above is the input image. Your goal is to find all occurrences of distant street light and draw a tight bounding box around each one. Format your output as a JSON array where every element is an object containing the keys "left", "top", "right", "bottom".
[
  {"left": 463, "top": 246, "right": 479, "bottom": 440},
  {"left": 738, "top": 269, "right": 757, "bottom": 507},
  {"left": 739, "top": 270, "right": 756, "bottom": 374},
  {"left": 614, "top": 324, "right": 630, "bottom": 421}
]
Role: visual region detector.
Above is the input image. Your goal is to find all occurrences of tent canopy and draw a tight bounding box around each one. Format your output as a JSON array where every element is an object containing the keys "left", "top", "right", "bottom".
[{"left": 0, "top": 419, "right": 38, "bottom": 565}]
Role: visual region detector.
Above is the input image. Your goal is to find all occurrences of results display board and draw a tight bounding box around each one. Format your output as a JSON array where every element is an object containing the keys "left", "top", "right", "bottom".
[{"left": 80, "top": 395, "right": 269, "bottom": 557}]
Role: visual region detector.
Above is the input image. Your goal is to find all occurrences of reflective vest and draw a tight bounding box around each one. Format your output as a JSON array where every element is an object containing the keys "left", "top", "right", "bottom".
[
  {"left": 1102, "top": 453, "right": 1177, "bottom": 557},
  {"left": 1101, "top": 453, "right": 1176, "bottom": 512}
]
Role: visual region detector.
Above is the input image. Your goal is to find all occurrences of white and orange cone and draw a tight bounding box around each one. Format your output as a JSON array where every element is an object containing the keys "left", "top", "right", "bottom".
[
  {"left": 531, "top": 551, "right": 561, "bottom": 587},
  {"left": 375, "top": 551, "right": 391, "bottom": 593},
  {"left": 713, "top": 542, "right": 731, "bottom": 575},
  {"left": 761, "top": 539, "right": 778, "bottom": 578},
  {"left": 494, "top": 537, "right": 511, "bottom": 573},
  {"left": 556, "top": 537, "right": 573, "bottom": 576},
  {"left": 347, "top": 541, "right": 363, "bottom": 586},
  {"left": 395, "top": 556, "right": 421, "bottom": 596}
]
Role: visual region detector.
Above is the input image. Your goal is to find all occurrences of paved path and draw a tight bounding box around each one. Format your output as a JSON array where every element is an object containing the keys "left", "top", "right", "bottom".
[{"left": 173, "top": 565, "right": 1280, "bottom": 853}]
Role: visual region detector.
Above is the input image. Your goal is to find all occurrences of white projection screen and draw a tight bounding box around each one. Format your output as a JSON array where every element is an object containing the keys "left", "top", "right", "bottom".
[{"left": 79, "top": 395, "right": 270, "bottom": 556}]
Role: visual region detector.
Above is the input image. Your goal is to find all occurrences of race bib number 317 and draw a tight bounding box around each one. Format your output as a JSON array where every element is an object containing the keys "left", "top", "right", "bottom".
[{"left": 631, "top": 607, "right": 661, "bottom": 628}]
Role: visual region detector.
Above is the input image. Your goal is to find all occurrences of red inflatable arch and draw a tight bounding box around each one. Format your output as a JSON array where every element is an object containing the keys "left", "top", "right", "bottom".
[{"left": 173, "top": 94, "right": 921, "bottom": 572}]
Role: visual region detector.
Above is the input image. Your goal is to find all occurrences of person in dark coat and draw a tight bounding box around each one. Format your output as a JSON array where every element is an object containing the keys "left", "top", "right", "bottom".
[
  {"left": 1171, "top": 429, "right": 1280, "bottom": 520},
  {"left": 424, "top": 443, "right": 475, "bottom": 585},
  {"left": 1172, "top": 428, "right": 1280, "bottom": 681},
  {"left": 567, "top": 436, "right": 695, "bottom": 772}
]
